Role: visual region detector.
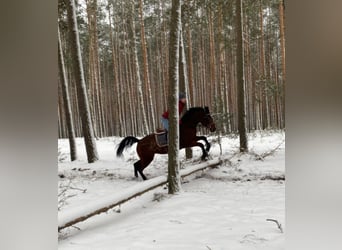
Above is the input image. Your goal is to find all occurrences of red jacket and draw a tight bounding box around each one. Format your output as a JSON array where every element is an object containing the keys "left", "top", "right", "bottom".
[{"left": 162, "top": 101, "right": 186, "bottom": 119}]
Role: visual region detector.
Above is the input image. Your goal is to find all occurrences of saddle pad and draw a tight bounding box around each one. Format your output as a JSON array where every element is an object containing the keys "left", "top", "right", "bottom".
[{"left": 155, "top": 132, "right": 168, "bottom": 147}]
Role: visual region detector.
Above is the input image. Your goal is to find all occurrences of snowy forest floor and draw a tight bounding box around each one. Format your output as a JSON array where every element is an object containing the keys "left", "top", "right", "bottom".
[{"left": 58, "top": 130, "right": 285, "bottom": 250}]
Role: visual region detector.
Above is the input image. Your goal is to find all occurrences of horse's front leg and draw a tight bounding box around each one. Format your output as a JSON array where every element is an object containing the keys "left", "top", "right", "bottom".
[{"left": 196, "top": 136, "right": 211, "bottom": 152}]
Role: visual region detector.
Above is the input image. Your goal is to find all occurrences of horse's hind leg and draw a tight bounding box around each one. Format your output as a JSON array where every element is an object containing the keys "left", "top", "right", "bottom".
[
  {"left": 139, "top": 169, "right": 147, "bottom": 181},
  {"left": 192, "top": 142, "right": 208, "bottom": 160},
  {"left": 196, "top": 136, "right": 211, "bottom": 152},
  {"left": 138, "top": 154, "right": 154, "bottom": 181},
  {"left": 133, "top": 161, "right": 140, "bottom": 178},
  {"left": 136, "top": 137, "right": 157, "bottom": 180},
  {"left": 133, "top": 159, "right": 148, "bottom": 180}
]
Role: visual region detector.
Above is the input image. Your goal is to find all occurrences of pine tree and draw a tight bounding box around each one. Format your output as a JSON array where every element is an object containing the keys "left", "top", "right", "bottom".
[
  {"left": 236, "top": 0, "right": 248, "bottom": 152},
  {"left": 138, "top": 0, "right": 156, "bottom": 131},
  {"left": 58, "top": 26, "right": 77, "bottom": 161},
  {"left": 130, "top": 0, "right": 150, "bottom": 135},
  {"left": 179, "top": 27, "right": 192, "bottom": 159},
  {"left": 279, "top": 0, "right": 286, "bottom": 128},
  {"left": 66, "top": 0, "right": 99, "bottom": 163},
  {"left": 167, "top": 0, "right": 182, "bottom": 194}
]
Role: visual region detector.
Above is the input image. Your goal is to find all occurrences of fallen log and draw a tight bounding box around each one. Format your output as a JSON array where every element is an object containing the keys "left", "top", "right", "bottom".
[{"left": 58, "top": 158, "right": 221, "bottom": 231}]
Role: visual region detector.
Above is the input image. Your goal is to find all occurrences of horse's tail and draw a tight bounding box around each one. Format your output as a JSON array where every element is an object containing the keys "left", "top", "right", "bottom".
[{"left": 116, "top": 136, "right": 140, "bottom": 157}]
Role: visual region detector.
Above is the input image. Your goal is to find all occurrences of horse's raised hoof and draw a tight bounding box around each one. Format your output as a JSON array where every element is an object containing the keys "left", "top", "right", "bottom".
[{"left": 140, "top": 173, "right": 147, "bottom": 181}]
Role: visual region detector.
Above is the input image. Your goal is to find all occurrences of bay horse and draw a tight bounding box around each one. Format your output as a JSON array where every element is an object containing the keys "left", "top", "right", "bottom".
[{"left": 116, "top": 106, "right": 216, "bottom": 180}]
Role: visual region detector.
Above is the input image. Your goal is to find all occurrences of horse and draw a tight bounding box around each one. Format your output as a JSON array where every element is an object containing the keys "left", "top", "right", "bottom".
[{"left": 116, "top": 106, "right": 216, "bottom": 180}]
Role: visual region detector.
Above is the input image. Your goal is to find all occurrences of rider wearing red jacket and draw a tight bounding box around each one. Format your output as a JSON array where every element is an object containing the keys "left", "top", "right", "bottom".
[{"left": 161, "top": 92, "right": 187, "bottom": 131}]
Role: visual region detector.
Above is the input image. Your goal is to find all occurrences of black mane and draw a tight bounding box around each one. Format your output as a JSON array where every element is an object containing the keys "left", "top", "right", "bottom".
[{"left": 181, "top": 107, "right": 206, "bottom": 123}]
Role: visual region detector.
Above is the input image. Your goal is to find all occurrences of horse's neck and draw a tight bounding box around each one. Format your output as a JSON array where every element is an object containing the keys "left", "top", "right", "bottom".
[
  {"left": 181, "top": 110, "right": 203, "bottom": 128},
  {"left": 181, "top": 118, "right": 200, "bottom": 128}
]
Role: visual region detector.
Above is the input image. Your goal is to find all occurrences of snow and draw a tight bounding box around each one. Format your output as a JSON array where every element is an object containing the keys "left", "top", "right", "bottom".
[
  {"left": 58, "top": 131, "right": 285, "bottom": 249},
  {"left": 58, "top": 175, "right": 167, "bottom": 229},
  {"left": 59, "top": 159, "right": 221, "bottom": 229}
]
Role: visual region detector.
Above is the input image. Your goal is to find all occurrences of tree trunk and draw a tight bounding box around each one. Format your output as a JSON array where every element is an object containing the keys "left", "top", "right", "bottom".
[
  {"left": 59, "top": 159, "right": 221, "bottom": 231},
  {"left": 179, "top": 27, "right": 193, "bottom": 159},
  {"left": 58, "top": 26, "right": 77, "bottom": 161},
  {"left": 186, "top": 24, "right": 195, "bottom": 106},
  {"left": 208, "top": 8, "right": 216, "bottom": 109},
  {"left": 66, "top": 0, "right": 99, "bottom": 163},
  {"left": 86, "top": 0, "right": 103, "bottom": 138},
  {"left": 259, "top": 0, "right": 269, "bottom": 129},
  {"left": 236, "top": 0, "right": 248, "bottom": 152},
  {"left": 138, "top": 0, "right": 156, "bottom": 131},
  {"left": 279, "top": 0, "right": 286, "bottom": 128},
  {"left": 130, "top": 0, "right": 149, "bottom": 135},
  {"left": 107, "top": 2, "right": 122, "bottom": 136},
  {"left": 167, "top": 0, "right": 182, "bottom": 194},
  {"left": 217, "top": 0, "right": 226, "bottom": 153}
]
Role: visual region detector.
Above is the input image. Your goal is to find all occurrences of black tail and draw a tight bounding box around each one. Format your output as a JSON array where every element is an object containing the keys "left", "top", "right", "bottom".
[{"left": 116, "top": 136, "right": 140, "bottom": 157}]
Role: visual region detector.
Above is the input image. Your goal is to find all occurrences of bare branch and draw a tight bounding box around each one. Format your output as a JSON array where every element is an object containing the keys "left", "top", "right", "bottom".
[
  {"left": 250, "top": 140, "right": 285, "bottom": 161},
  {"left": 266, "top": 218, "right": 284, "bottom": 233},
  {"left": 71, "top": 225, "right": 81, "bottom": 231},
  {"left": 260, "top": 140, "right": 285, "bottom": 158},
  {"left": 58, "top": 178, "right": 87, "bottom": 211}
]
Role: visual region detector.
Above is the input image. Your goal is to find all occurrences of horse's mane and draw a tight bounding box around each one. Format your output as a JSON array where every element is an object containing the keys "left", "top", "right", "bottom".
[{"left": 181, "top": 107, "right": 205, "bottom": 123}]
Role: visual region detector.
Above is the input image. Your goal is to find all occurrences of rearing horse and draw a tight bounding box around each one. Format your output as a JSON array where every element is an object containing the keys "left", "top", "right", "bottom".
[{"left": 116, "top": 106, "right": 216, "bottom": 180}]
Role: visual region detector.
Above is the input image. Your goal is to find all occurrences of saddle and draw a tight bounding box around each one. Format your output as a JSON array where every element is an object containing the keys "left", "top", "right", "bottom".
[{"left": 155, "top": 129, "right": 168, "bottom": 147}]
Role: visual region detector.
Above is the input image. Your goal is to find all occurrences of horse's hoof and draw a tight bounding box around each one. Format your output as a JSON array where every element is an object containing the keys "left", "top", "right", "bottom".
[{"left": 201, "top": 155, "right": 208, "bottom": 161}]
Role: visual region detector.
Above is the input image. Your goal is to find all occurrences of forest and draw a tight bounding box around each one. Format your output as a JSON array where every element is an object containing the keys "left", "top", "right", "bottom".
[
  {"left": 58, "top": 1, "right": 286, "bottom": 246},
  {"left": 58, "top": 0, "right": 285, "bottom": 141}
]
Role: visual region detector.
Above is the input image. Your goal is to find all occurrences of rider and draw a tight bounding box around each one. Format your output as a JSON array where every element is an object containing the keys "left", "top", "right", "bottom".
[{"left": 161, "top": 92, "right": 187, "bottom": 132}]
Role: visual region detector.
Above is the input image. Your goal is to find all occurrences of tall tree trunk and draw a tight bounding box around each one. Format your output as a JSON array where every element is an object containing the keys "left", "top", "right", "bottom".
[
  {"left": 130, "top": 0, "right": 149, "bottom": 135},
  {"left": 161, "top": 0, "right": 169, "bottom": 110},
  {"left": 66, "top": 0, "right": 99, "bottom": 163},
  {"left": 107, "top": 2, "right": 123, "bottom": 136},
  {"left": 168, "top": 0, "right": 182, "bottom": 194},
  {"left": 58, "top": 26, "right": 77, "bottom": 161},
  {"left": 86, "top": 0, "right": 103, "bottom": 138},
  {"left": 279, "top": 0, "right": 286, "bottom": 128},
  {"left": 218, "top": 0, "right": 228, "bottom": 134},
  {"left": 186, "top": 24, "right": 195, "bottom": 106},
  {"left": 208, "top": 8, "right": 216, "bottom": 109},
  {"left": 259, "top": 0, "right": 269, "bottom": 129},
  {"left": 217, "top": 0, "right": 226, "bottom": 152},
  {"left": 236, "top": 0, "right": 248, "bottom": 152},
  {"left": 179, "top": 27, "right": 192, "bottom": 159},
  {"left": 138, "top": 0, "right": 156, "bottom": 131}
]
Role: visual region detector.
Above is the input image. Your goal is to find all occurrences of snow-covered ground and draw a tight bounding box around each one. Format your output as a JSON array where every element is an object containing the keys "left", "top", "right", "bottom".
[{"left": 58, "top": 131, "right": 285, "bottom": 249}]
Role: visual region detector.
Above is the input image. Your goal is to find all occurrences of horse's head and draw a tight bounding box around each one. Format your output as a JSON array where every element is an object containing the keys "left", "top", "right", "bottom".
[
  {"left": 181, "top": 106, "right": 216, "bottom": 132},
  {"left": 201, "top": 107, "right": 216, "bottom": 132}
]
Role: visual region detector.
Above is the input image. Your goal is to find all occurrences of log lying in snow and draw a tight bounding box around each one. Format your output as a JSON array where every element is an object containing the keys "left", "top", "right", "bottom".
[{"left": 58, "top": 158, "right": 221, "bottom": 231}]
